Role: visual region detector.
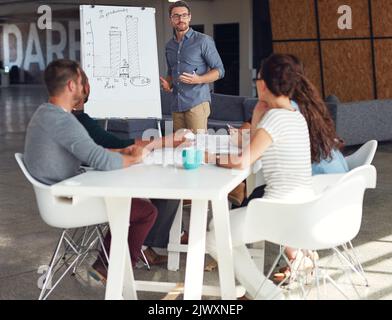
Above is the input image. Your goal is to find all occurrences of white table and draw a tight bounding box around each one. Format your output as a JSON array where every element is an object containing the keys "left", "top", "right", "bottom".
[{"left": 51, "top": 150, "right": 250, "bottom": 300}]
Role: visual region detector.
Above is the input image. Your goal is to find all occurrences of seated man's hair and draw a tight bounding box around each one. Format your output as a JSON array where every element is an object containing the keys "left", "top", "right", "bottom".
[{"left": 44, "top": 59, "right": 81, "bottom": 96}]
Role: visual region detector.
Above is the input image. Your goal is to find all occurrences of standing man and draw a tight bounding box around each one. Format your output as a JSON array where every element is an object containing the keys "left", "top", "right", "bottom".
[{"left": 160, "top": 0, "right": 225, "bottom": 133}]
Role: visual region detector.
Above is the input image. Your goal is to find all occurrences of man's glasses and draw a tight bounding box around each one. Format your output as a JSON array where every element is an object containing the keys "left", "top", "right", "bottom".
[{"left": 171, "top": 13, "right": 190, "bottom": 21}]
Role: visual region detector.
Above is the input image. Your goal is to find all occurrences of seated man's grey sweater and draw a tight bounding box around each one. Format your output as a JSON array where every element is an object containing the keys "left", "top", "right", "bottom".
[{"left": 24, "top": 103, "right": 123, "bottom": 185}]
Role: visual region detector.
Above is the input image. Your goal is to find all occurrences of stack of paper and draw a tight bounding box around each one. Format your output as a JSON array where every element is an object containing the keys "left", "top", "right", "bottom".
[{"left": 194, "top": 134, "right": 240, "bottom": 154}]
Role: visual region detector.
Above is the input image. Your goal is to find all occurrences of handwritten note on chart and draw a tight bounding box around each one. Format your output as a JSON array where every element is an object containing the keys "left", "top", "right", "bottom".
[{"left": 80, "top": 5, "right": 161, "bottom": 119}]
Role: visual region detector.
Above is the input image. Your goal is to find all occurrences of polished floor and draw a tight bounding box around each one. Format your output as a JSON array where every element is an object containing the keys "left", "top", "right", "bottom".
[{"left": 1, "top": 85, "right": 392, "bottom": 300}]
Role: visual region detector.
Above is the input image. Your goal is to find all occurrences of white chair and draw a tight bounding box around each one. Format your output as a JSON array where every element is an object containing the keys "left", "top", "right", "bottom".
[
  {"left": 15, "top": 153, "right": 110, "bottom": 300},
  {"left": 312, "top": 140, "right": 378, "bottom": 286},
  {"left": 345, "top": 140, "right": 378, "bottom": 170},
  {"left": 242, "top": 165, "right": 376, "bottom": 299}
]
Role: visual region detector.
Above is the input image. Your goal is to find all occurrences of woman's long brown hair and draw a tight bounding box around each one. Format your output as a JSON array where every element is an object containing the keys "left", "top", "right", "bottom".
[{"left": 261, "top": 54, "right": 343, "bottom": 163}]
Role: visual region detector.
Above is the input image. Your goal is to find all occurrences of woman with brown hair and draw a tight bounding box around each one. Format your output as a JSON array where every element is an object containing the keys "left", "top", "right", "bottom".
[{"left": 206, "top": 53, "right": 318, "bottom": 299}]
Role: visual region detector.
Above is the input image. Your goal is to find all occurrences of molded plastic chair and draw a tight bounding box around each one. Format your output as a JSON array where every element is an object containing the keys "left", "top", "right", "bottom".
[
  {"left": 345, "top": 140, "right": 378, "bottom": 170},
  {"left": 15, "top": 153, "right": 109, "bottom": 300},
  {"left": 312, "top": 140, "right": 378, "bottom": 286},
  {"left": 242, "top": 165, "right": 376, "bottom": 299}
]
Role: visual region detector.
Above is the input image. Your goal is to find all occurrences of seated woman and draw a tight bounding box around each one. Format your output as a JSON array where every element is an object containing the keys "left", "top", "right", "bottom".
[
  {"left": 229, "top": 54, "right": 349, "bottom": 283},
  {"left": 205, "top": 53, "right": 316, "bottom": 299},
  {"left": 232, "top": 54, "right": 348, "bottom": 180}
]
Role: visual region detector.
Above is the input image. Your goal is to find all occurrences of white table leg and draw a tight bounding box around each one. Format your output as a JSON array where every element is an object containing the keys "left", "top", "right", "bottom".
[
  {"left": 123, "top": 248, "right": 137, "bottom": 299},
  {"left": 167, "top": 200, "right": 183, "bottom": 271},
  {"left": 183, "top": 199, "right": 209, "bottom": 300},
  {"left": 211, "top": 199, "right": 236, "bottom": 300},
  {"left": 104, "top": 197, "right": 137, "bottom": 300}
]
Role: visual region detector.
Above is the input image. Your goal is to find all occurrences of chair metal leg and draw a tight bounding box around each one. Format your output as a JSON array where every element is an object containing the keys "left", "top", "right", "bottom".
[
  {"left": 97, "top": 224, "right": 109, "bottom": 263},
  {"left": 333, "top": 248, "right": 363, "bottom": 299},
  {"left": 139, "top": 249, "right": 151, "bottom": 270},
  {"left": 344, "top": 241, "right": 368, "bottom": 286},
  {"left": 39, "top": 225, "right": 110, "bottom": 300},
  {"left": 39, "top": 231, "right": 66, "bottom": 300}
]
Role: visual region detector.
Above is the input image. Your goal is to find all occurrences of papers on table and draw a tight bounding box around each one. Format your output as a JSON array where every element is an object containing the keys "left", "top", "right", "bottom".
[
  {"left": 143, "top": 148, "right": 183, "bottom": 167},
  {"left": 141, "top": 134, "right": 240, "bottom": 167},
  {"left": 193, "top": 134, "right": 240, "bottom": 154}
]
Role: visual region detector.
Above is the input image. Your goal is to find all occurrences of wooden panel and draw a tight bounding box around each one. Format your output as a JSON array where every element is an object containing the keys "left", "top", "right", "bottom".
[
  {"left": 322, "top": 40, "right": 373, "bottom": 102},
  {"left": 269, "top": 0, "right": 317, "bottom": 40},
  {"left": 273, "top": 41, "right": 322, "bottom": 93},
  {"left": 318, "top": 0, "right": 370, "bottom": 38},
  {"left": 375, "top": 40, "right": 392, "bottom": 99},
  {"left": 372, "top": 0, "right": 392, "bottom": 37}
]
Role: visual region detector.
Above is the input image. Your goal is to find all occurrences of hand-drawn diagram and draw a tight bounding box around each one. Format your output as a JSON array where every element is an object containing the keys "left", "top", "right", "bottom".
[
  {"left": 84, "top": 12, "right": 150, "bottom": 89},
  {"left": 80, "top": 6, "right": 161, "bottom": 120}
]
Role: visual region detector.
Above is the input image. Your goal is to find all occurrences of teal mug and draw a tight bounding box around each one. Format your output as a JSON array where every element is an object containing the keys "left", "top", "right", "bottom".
[{"left": 182, "top": 148, "right": 203, "bottom": 170}]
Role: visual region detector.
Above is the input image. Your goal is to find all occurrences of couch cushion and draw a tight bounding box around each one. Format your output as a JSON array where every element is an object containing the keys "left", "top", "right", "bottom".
[
  {"left": 207, "top": 119, "right": 244, "bottom": 132},
  {"left": 336, "top": 99, "right": 392, "bottom": 146},
  {"left": 210, "top": 93, "right": 246, "bottom": 121},
  {"left": 325, "top": 95, "right": 340, "bottom": 104},
  {"left": 243, "top": 98, "right": 258, "bottom": 122},
  {"left": 108, "top": 119, "right": 160, "bottom": 139}
]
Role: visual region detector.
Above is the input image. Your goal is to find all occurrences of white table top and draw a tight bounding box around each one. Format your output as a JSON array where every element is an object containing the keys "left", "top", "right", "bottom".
[{"left": 51, "top": 151, "right": 250, "bottom": 200}]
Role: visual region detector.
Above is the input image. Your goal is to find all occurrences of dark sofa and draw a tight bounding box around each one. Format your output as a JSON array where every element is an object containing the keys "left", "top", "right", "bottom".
[{"left": 108, "top": 91, "right": 392, "bottom": 146}]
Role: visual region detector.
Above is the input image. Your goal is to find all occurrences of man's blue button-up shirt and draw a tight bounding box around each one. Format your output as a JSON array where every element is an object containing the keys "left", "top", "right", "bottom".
[{"left": 165, "top": 28, "right": 225, "bottom": 112}]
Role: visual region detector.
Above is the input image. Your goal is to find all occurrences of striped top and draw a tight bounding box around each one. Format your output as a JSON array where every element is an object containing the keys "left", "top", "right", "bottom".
[{"left": 257, "top": 108, "right": 314, "bottom": 200}]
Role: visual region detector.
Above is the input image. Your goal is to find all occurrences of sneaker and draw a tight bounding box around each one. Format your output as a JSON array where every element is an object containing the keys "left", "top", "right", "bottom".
[{"left": 88, "top": 259, "right": 107, "bottom": 284}]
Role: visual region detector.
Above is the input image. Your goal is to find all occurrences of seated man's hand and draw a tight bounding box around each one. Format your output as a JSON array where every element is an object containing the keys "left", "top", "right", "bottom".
[
  {"left": 123, "top": 144, "right": 150, "bottom": 161},
  {"left": 164, "top": 129, "right": 193, "bottom": 148}
]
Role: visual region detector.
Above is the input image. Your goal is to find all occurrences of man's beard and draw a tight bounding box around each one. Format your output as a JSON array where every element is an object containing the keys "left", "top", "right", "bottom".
[
  {"left": 73, "top": 92, "right": 84, "bottom": 108},
  {"left": 175, "top": 23, "right": 188, "bottom": 32}
]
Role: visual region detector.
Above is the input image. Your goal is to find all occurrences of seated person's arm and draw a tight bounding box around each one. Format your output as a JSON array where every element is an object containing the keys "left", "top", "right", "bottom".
[
  {"left": 120, "top": 145, "right": 150, "bottom": 167},
  {"left": 229, "top": 122, "right": 251, "bottom": 147},
  {"left": 208, "top": 128, "right": 272, "bottom": 170},
  {"left": 74, "top": 112, "right": 135, "bottom": 149},
  {"left": 229, "top": 102, "right": 268, "bottom": 147},
  {"left": 132, "top": 130, "right": 191, "bottom": 151},
  {"left": 250, "top": 101, "right": 269, "bottom": 136}
]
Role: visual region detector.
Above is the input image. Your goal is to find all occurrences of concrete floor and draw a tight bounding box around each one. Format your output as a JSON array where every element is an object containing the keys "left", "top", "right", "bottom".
[{"left": 1, "top": 85, "right": 392, "bottom": 300}]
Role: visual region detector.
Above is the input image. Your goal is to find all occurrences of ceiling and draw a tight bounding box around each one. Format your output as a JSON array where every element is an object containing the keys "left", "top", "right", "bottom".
[{"left": 0, "top": 0, "right": 212, "bottom": 22}]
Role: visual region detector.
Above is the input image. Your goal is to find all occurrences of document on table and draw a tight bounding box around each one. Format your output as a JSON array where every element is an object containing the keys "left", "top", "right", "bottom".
[
  {"left": 194, "top": 134, "right": 240, "bottom": 154},
  {"left": 143, "top": 148, "right": 184, "bottom": 166}
]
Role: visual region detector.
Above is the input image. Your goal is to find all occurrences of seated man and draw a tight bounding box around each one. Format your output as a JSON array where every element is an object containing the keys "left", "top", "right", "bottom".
[
  {"left": 23, "top": 59, "right": 184, "bottom": 279},
  {"left": 72, "top": 71, "right": 188, "bottom": 270}
]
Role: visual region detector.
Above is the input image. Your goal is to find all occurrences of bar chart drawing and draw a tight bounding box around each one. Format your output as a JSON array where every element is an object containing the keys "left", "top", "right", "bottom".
[
  {"left": 86, "top": 15, "right": 150, "bottom": 87},
  {"left": 80, "top": 5, "right": 161, "bottom": 119}
]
